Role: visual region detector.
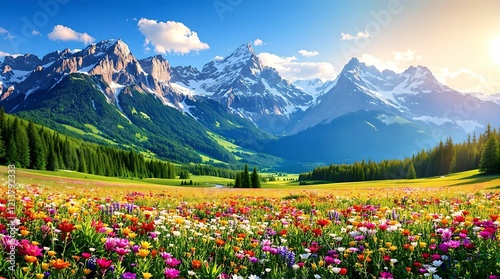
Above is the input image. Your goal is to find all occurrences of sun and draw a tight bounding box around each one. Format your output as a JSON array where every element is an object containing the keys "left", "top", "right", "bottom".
[{"left": 491, "top": 37, "right": 500, "bottom": 64}]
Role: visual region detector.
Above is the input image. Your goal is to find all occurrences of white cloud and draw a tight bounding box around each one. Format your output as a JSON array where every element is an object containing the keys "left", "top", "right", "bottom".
[
  {"left": 435, "top": 68, "right": 496, "bottom": 93},
  {"left": 0, "top": 50, "right": 20, "bottom": 59},
  {"left": 258, "top": 52, "right": 337, "bottom": 81},
  {"left": 0, "top": 50, "right": 11, "bottom": 57},
  {"left": 31, "top": 30, "right": 41, "bottom": 36},
  {"left": 0, "top": 27, "right": 14, "bottom": 40},
  {"left": 340, "top": 30, "right": 371, "bottom": 41},
  {"left": 137, "top": 19, "right": 209, "bottom": 54},
  {"left": 253, "top": 39, "right": 264, "bottom": 46},
  {"left": 298, "top": 49, "right": 319, "bottom": 57},
  {"left": 48, "top": 25, "right": 95, "bottom": 44},
  {"left": 360, "top": 49, "right": 422, "bottom": 72},
  {"left": 212, "top": 55, "right": 224, "bottom": 61}
]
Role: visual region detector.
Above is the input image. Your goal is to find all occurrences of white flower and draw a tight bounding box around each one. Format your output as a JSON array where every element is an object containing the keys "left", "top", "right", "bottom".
[
  {"left": 248, "top": 275, "right": 260, "bottom": 279},
  {"left": 172, "top": 231, "right": 181, "bottom": 237},
  {"left": 432, "top": 260, "right": 443, "bottom": 267},
  {"left": 187, "top": 270, "right": 196, "bottom": 276},
  {"left": 314, "top": 274, "right": 321, "bottom": 279},
  {"left": 332, "top": 267, "right": 341, "bottom": 274},
  {"left": 265, "top": 268, "right": 271, "bottom": 273},
  {"left": 292, "top": 264, "right": 300, "bottom": 270}
]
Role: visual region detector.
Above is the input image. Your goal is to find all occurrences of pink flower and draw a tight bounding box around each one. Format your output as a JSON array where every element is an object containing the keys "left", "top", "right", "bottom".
[
  {"left": 165, "top": 257, "right": 181, "bottom": 267},
  {"left": 164, "top": 268, "right": 180, "bottom": 279},
  {"left": 96, "top": 258, "right": 113, "bottom": 270}
]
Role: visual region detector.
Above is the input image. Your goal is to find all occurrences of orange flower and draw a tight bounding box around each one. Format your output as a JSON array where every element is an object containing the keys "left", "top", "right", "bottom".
[
  {"left": 51, "top": 258, "right": 71, "bottom": 270},
  {"left": 192, "top": 259, "right": 202, "bottom": 269},
  {"left": 24, "top": 255, "right": 38, "bottom": 263},
  {"left": 215, "top": 238, "right": 225, "bottom": 246}
]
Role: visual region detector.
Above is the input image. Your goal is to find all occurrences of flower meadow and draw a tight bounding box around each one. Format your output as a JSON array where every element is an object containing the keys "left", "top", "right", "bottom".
[{"left": 1, "top": 182, "right": 500, "bottom": 279}]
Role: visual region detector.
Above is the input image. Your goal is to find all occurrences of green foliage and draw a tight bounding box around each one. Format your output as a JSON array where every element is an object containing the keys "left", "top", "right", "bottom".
[
  {"left": 300, "top": 126, "right": 500, "bottom": 182},
  {"left": 0, "top": 111, "right": 177, "bottom": 179},
  {"left": 251, "top": 167, "right": 261, "bottom": 188},
  {"left": 479, "top": 134, "right": 500, "bottom": 174},
  {"left": 406, "top": 161, "right": 417, "bottom": 179}
]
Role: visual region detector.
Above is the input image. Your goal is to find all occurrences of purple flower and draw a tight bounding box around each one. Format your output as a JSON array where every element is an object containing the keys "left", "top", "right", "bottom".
[{"left": 122, "top": 272, "right": 136, "bottom": 279}]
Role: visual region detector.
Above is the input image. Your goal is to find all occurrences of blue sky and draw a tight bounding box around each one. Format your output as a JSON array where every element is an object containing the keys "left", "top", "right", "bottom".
[{"left": 1, "top": 0, "right": 500, "bottom": 93}]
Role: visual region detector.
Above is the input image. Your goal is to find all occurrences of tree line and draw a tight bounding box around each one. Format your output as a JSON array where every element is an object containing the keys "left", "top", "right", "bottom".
[
  {"left": 299, "top": 125, "right": 500, "bottom": 182},
  {"left": 0, "top": 108, "right": 176, "bottom": 179},
  {"left": 233, "top": 164, "right": 261, "bottom": 188}
]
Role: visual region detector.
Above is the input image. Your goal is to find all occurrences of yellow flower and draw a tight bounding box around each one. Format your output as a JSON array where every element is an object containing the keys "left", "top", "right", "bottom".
[
  {"left": 142, "top": 273, "right": 153, "bottom": 279},
  {"left": 22, "top": 267, "right": 29, "bottom": 273},
  {"left": 47, "top": 250, "right": 57, "bottom": 257},
  {"left": 42, "top": 262, "right": 50, "bottom": 270},
  {"left": 21, "top": 230, "right": 30, "bottom": 236},
  {"left": 36, "top": 274, "right": 44, "bottom": 279},
  {"left": 128, "top": 232, "right": 137, "bottom": 239},
  {"left": 389, "top": 246, "right": 397, "bottom": 251},
  {"left": 83, "top": 268, "right": 92, "bottom": 275},
  {"left": 311, "top": 263, "right": 317, "bottom": 269},
  {"left": 137, "top": 249, "right": 150, "bottom": 258},
  {"left": 141, "top": 241, "right": 152, "bottom": 249},
  {"left": 122, "top": 227, "right": 132, "bottom": 236},
  {"left": 419, "top": 242, "right": 427, "bottom": 248}
]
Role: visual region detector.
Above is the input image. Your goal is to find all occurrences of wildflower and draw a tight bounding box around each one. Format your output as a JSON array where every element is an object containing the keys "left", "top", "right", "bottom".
[
  {"left": 142, "top": 273, "right": 153, "bottom": 279},
  {"left": 24, "top": 255, "right": 38, "bottom": 263},
  {"left": 122, "top": 272, "right": 136, "bottom": 279},
  {"left": 137, "top": 249, "right": 150, "bottom": 258},
  {"left": 50, "top": 258, "right": 71, "bottom": 270},
  {"left": 379, "top": 271, "right": 394, "bottom": 279},
  {"left": 192, "top": 260, "right": 202, "bottom": 269},
  {"left": 164, "top": 268, "right": 180, "bottom": 279}
]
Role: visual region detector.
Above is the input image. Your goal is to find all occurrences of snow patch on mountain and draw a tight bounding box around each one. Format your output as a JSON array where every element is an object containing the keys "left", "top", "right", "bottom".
[
  {"left": 455, "top": 120, "right": 483, "bottom": 133},
  {"left": 109, "top": 82, "right": 129, "bottom": 120},
  {"left": 413, "top": 115, "right": 452, "bottom": 125}
]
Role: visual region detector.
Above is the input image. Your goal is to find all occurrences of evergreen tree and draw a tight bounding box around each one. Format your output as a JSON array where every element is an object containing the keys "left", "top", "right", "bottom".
[
  {"left": 234, "top": 173, "right": 242, "bottom": 188},
  {"left": 46, "top": 142, "right": 59, "bottom": 171},
  {"left": 406, "top": 161, "right": 417, "bottom": 179},
  {"left": 251, "top": 168, "right": 261, "bottom": 188},
  {"left": 12, "top": 119, "right": 30, "bottom": 168},
  {"left": 479, "top": 135, "right": 500, "bottom": 174},
  {"left": 27, "top": 121, "right": 45, "bottom": 170},
  {"left": 241, "top": 164, "right": 251, "bottom": 188},
  {"left": 5, "top": 136, "right": 17, "bottom": 166}
]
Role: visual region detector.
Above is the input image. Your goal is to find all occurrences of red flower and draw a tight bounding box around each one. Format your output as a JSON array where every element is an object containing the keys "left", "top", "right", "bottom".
[
  {"left": 316, "top": 219, "right": 330, "bottom": 227},
  {"left": 140, "top": 221, "right": 155, "bottom": 234},
  {"left": 312, "top": 228, "right": 322, "bottom": 237},
  {"left": 96, "top": 258, "right": 113, "bottom": 270},
  {"left": 339, "top": 268, "right": 348, "bottom": 275}
]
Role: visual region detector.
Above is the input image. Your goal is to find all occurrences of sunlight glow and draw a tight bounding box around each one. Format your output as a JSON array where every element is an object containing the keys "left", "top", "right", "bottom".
[{"left": 491, "top": 36, "right": 500, "bottom": 64}]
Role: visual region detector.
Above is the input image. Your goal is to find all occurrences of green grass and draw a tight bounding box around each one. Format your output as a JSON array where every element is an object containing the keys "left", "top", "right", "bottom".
[
  {"left": 3, "top": 165, "right": 499, "bottom": 191},
  {"left": 206, "top": 131, "right": 255, "bottom": 160},
  {"left": 62, "top": 124, "right": 116, "bottom": 144},
  {"left": 2, "top": 166, "right": 234, "bottom": 189},
  {"left": 83, "top": 123, "right": 100, "bottom": 134}
]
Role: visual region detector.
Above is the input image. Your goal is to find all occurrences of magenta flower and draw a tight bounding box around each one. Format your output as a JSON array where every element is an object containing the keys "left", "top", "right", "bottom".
[
  {"left": 379, "top": 271, "right": 394, "bottom": 279},
  {"left": 165, "top": 257, "right": 181, "bottom": 267},
  {"left": 164, "top": 268, "right": 180, "bottom": 279}
]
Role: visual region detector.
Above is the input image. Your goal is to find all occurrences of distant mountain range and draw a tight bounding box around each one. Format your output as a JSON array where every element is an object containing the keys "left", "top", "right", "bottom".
[{"left": 1, "top": 39, "right": 499, "bottom": 169}]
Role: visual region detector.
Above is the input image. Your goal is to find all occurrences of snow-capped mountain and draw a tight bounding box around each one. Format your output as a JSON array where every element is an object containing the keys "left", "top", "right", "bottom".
[
  {"left": 170, "top": 43, "right": 312, "bottom": 133},
  {"left": 1, "top": 39, "right": 498, "bottom": 166},
  {"left": 291, "top": 78, "right": 337, "bottom": 103},
  {"left": 289, "top": 58, "right": 499, "bottom": 135}
]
